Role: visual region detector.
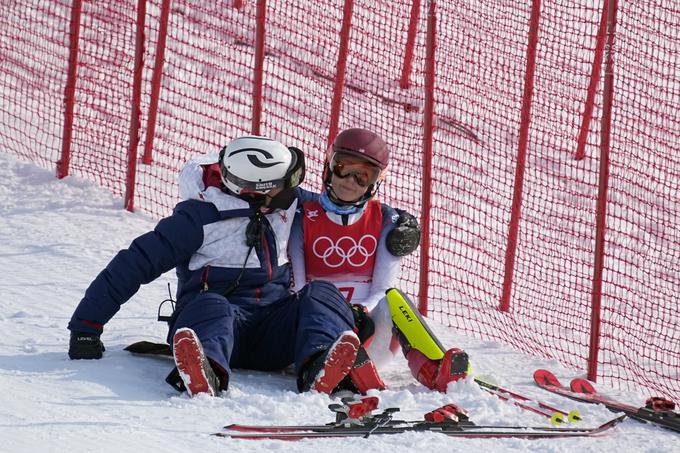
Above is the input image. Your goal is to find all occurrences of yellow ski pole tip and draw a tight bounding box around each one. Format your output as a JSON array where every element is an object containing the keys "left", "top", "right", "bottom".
[
  {"left": 549, "top": 412, "right": 565, "bottom": 426},
  {"left": 568, "top": 410, "right": 582, "bottom": 423}
]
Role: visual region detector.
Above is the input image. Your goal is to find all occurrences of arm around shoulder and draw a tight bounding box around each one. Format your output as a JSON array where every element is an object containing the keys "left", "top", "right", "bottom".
[{"left": 385, "top": 207, "right": 421, "bottom": 257}]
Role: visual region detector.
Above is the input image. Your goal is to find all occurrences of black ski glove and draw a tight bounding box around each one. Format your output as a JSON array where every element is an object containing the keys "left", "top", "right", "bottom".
[
  {"left": 351, "top": 304, "right": 375, "bottom": 344},
  {"left": 386, "top": 209, "right": 421, "bottom": 256},
  {"left": 69, "top": 331, "right": 105, "bottom": 360}
]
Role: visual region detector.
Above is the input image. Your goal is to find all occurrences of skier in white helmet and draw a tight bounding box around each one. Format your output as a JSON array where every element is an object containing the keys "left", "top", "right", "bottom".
[{"left": 68, "top": 135, "right": 362, "bottom": 398}]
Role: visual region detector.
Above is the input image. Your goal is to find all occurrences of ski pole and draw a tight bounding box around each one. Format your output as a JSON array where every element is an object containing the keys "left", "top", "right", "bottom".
[{"left": 475, "top": 378, "right": 581, "bottom": 424}]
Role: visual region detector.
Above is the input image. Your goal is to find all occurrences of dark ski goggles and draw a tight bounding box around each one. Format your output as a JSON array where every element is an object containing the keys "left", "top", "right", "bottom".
[{"left": 330, "top": 153, "right": 381, "bottom": 187}]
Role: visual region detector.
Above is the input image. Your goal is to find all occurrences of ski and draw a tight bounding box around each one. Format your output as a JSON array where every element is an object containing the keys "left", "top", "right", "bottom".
[
  {"left": 218, "top": 415, "right": 624, "bottom": 440},
  {"left": 474, "top": 377, "right": 581, "bottom": 425},
  {"left": 480, "top": 386, "right": 567, "bottom": 424},
  {"left": 217, "top": 396, "right": 623, "bottom": 440},
  {"left": 534, "top": 369, "right": 680, "bottom": 433}
]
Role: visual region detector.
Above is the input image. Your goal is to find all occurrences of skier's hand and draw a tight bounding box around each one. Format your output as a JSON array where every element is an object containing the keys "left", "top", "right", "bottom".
[
  {"left": 68, "top": 331, "right": 105, "bottom": 360},
  {"left": 351, "top": 304, "right": 375, "bottom": 344},
  {"left": 386, "top": 209, "right": 421, "bottom": 256}
]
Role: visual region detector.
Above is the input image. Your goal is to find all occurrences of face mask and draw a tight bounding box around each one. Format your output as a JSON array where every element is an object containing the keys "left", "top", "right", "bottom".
[
  {"left": 265, "top": 188, "right": 296, "bottom": 210},
  {"left": 237, "top": 192, "right": 268, "bottom": 208}
]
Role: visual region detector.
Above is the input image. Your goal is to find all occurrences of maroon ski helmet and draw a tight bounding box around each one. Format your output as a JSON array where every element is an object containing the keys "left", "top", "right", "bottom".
[{"left": 331, "top": 128, "right": 389, "bottom": 170}]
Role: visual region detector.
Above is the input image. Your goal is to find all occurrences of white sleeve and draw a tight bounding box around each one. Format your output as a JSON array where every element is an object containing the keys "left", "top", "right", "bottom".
[
  {"left": 361, "top": 225, "right": 401, "bottom": 311},
  {"left": 288, "top": 211, "right": 307, "bottom": 291},
  {"left": 178, "top": 153, "right": 219, "bottom": 200}
]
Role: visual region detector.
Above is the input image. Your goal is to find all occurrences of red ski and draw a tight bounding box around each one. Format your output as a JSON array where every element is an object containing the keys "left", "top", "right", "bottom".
[
  {"left": 533, "top": 369, "right": 680, "bottom": 433},
  {"left": 217, "top": 396, "right": 624, "bottom": 440}
]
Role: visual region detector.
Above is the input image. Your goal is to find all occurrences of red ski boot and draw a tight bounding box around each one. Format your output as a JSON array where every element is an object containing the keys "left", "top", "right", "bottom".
[
  {"left": 406, "top": 347, "right": 469, "bottom": 392},
  {"left": 298, "top": 331, "right": 361, "bottom": 395},
  {"left": 172, "top": 328, "right": 222, "bottom": 397}
]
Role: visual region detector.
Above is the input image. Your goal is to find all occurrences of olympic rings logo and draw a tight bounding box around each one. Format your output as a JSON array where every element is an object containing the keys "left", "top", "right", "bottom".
[{"left": 312, "top": 235, "right": 378, "bottom": 268}]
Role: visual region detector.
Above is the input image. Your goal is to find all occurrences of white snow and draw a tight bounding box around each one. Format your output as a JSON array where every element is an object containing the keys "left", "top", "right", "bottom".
[{"left": 0, "top": 152, "right": 678, "bottom": 452}]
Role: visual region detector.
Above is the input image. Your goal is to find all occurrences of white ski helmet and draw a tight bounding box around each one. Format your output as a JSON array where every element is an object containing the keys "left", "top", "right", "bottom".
[{"left": 219, "top": 135, "right": 305, "bottom": 195}]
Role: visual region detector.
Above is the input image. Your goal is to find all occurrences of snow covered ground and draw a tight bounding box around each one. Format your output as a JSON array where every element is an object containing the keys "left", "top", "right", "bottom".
[{"left": 0, "top": 151, "right": 677, "bottom": 452}]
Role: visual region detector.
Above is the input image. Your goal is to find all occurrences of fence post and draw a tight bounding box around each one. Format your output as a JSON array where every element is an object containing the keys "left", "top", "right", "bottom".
[
  {"left": 575, "top": 0, "right": 609, "bottom": 161},
  {"left": 500, "top": 0, "right": 541, "bottom": 312},
  {"left": 400, "top": 0, "right": 421, "bottom": 89},
  {"left": 252, "top": 0, "right": 267, "bottom": 135},
  {"left": 327, "top": 0, "right": 355, "bottom": 148},
  {"left": 57, "top": 0, "right": 83, "bottom": 179},
  {"left": 125, "top": 0, "right": 147, "bottom": 212},
  {"left": 588, "top": 0, "right": 618, "bottom": 383},
  {"left": 143, "top": 0, "right": 172, "bottom": 164},
  {"left": 418, "top": 0, "right": 436, "bottom": 316}
]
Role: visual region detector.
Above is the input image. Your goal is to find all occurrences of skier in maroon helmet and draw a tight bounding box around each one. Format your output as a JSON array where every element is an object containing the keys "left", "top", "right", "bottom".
[{"left": 289, "top": 128, "right": 470, "bottom": 393}]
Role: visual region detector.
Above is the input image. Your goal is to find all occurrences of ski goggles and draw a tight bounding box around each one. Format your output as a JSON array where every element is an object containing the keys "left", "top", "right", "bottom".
[{"left": 330, "top": 153, "right": 381, "bottom": 187}]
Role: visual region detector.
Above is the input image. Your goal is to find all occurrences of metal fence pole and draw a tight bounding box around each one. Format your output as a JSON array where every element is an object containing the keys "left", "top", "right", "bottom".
[
  {"left": 124, "top": 0, "right": 147, "bottom": 212},
  {"left": 418, "top": 0, "right": 436, "bottom": 315},
  {"left": 142, "top": 0, "right": 172, "bottom": 164},
  {"left": 251, "top": 0, "right": 267, "bottom": 135},
  {"left": 500, "top": 0, "right": 542, "bottom": 312},
  {"left": 588, "top": 0, "right": 619, "bottom": 382},
  {"left": 57, "top": 0, "right": 83, "bottom": 179}
]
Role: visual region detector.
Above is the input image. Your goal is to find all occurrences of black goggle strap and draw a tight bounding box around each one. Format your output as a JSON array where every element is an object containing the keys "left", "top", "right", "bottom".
[{"left": 285, "top": 146, "right": 305, "bottom": 189}]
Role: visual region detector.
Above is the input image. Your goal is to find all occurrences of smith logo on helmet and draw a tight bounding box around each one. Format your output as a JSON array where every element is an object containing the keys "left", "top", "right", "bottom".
[{"left": 255, "top": 181, "right": 275, "bottom": 190}]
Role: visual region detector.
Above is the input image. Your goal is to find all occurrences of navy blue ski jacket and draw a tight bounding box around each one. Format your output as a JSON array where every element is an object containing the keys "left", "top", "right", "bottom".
[{"left": 68, "top": 186, "right": 314, "bottom": 335}]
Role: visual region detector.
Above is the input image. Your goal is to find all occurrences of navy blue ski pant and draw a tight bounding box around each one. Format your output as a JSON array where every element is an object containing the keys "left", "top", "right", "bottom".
[{"left": 167, "top": 280, "right": 354, "bottom": 376}]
